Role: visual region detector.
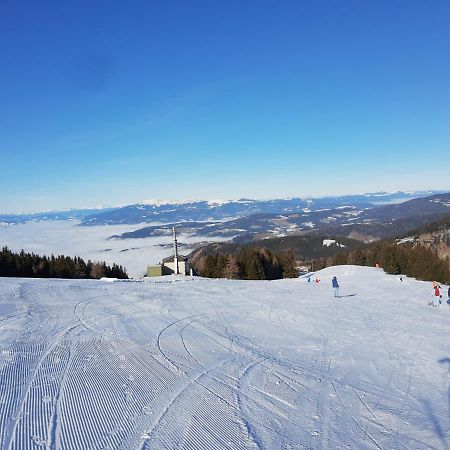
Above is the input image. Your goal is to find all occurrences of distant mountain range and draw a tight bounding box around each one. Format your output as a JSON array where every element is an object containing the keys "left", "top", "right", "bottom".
[
  {"left": 2, "top": 192, "right": 448, "bottom": 248},
  {"left": 110, "top": 193, "right": 450, "bottom": 243},
  {"left": 0, "top": 208, "right": 114, "bottom": 225},
  {"left": 74, "top": 191, "right": 441, "bottom": 226}
]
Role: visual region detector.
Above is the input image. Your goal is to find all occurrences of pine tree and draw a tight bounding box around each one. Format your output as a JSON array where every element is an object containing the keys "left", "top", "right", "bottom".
[
  {"left": 278, "top": 250, "right": 297, "bottom": 278},
  {"left": 223, "top": 254, "right": 240, "bottom": 279}
]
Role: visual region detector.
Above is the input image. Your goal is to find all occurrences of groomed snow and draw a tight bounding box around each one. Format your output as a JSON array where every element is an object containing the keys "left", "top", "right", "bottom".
[{"left": 1, "top": 266, "right": 449, "bottom": 449}]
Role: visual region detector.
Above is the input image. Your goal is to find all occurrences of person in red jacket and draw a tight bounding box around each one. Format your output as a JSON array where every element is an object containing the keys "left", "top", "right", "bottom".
[{"left": 433, "top": 285, "right": 441, "bottom": 306}]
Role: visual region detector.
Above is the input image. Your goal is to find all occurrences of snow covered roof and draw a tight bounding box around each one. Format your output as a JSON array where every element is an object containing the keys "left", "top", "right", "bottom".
[{"left": 162, "top": 254, "right": 189, "bottom": 263}]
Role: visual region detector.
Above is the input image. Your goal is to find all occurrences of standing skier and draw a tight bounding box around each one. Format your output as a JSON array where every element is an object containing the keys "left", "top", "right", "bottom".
[
  {"left": 332, "top": 276, "right": 340, "bottom": 298},
  {"left": 433, "top": 285, "right": 441, "bottom": 307}
]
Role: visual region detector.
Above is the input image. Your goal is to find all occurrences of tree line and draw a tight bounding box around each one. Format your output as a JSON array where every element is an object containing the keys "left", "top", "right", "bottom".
[
  {"left": 194, "top": 247, "right": 298, "bottom": 280},
  {"left": 311, "top": 241, "right": 450, "bottom": 284},
  {"left": 0, "top": 246, "right": 128, "bottom": 279},
  {"left": 400, "top": 214, "right": 450, "bottom": 239},
  {"left": 192, "top": 234, "right": 361, "bottom": 262}
]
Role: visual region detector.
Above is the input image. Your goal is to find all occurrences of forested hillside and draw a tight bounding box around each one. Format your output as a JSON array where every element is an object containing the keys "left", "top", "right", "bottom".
[
  {"left": 192, "top": 247, "right": 298, "bottom": 280},
  {"left": 311, "top": 241, "right": 450, "bottom": 284},
  {"left": 397, "top": 215, "right": 450, "bottom": 264},
  {"left": 310, "top": 216, "right": 450, "bottom": 283},
  {"left": 190, "top": 235, "right": 361, "bottom": 263},
  {"left": 192, "top": 216, "right": 450, "bottom": 283},
  {"left": 0, "top": 246, "right": 128, "bottom": 279},
  {"left": 400, "top": 214, "right": 450, "bottom": 236}
]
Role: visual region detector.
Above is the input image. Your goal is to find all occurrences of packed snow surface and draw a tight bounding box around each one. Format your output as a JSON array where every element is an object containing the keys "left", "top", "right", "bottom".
[{"left": 1, "top": 266, "right": 449, "bottom": 449}]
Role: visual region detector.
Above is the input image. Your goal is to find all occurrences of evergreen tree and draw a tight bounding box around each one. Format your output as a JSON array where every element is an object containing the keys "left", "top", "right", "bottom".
[
  {"left": 278, "top": 250, "right": 297, "bottom": 278},
  {"left": 224, "top": 255, "right": 241, "bottom": 279}
]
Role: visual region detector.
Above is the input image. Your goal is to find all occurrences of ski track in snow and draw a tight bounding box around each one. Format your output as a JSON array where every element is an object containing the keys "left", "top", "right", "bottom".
[{"left": 0, "top": 266, "right": 449, "bottom": 449}]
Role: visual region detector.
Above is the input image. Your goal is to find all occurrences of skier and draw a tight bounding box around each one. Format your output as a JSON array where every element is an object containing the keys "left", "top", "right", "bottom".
[
  {"left": 447, "top": 286, "right": 450, "bottom": 305},
  {"left": 307, "top": 276, "right": 311, "bottom": 283},
  {"left": 332, "top": 276, "right": 340, "bottom": 298},
  {"left": 432, "top": 285, "right": 440, "bottom": 307},
  {"left": 399, "top": 276, "right": 403, "bottom": 282}
]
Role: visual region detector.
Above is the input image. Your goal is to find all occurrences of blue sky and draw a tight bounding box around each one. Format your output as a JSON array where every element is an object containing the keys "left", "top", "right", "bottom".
[{"left": 1, "top": 0, "right": 449, "bottom": 212}]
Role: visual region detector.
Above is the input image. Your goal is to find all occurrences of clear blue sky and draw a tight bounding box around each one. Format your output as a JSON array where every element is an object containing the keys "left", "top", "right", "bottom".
[{"left": 1, "top": 0, "right": 449, "bottom": 212}]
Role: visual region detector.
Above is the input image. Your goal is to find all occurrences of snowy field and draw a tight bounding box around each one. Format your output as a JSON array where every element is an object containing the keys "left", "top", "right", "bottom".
[
  {"left": 1, "top": 265, "right": 449, "bottom": 449},
  {"left": 0, "top": 220, "right": 227, "bottom": 278}
]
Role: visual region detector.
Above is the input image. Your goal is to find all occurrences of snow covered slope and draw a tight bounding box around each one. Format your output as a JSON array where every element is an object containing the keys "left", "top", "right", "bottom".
[{"left": 0, "top": 266, "right": 449, "bottom": 449}]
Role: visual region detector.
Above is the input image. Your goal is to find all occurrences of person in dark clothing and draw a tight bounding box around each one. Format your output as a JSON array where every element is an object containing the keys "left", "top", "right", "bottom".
[{"left": 332, "top": 276, "right": 340, "bottom": 298}]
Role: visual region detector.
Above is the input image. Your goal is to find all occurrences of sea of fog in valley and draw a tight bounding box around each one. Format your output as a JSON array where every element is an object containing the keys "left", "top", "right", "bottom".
[{"left": 0, "top": 220, "right": 227, "bottom": 278}]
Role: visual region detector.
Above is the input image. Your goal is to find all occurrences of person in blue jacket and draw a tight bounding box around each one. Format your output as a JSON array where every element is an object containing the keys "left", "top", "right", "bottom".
[{"left": 332, "top": 276, "right": 340, "bottom": 298}]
